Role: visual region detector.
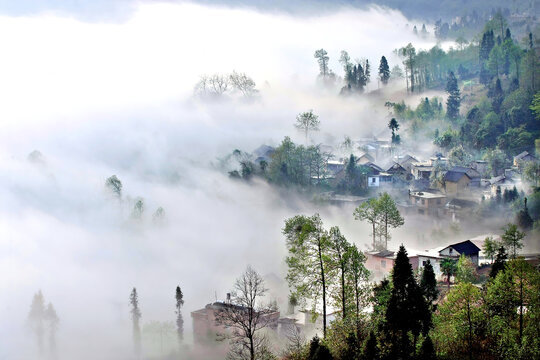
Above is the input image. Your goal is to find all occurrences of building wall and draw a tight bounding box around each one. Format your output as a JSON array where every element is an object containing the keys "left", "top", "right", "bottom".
[{"left": 368, "top": 176, "right": 379, "bottom": 187}]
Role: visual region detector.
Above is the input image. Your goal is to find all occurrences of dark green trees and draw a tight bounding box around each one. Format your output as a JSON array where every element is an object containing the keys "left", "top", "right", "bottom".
[
  {"left": 388, "top": 118, "right": 400, "bottom": 144},
  {"left": 175, "top": 286, "right": 184, "bottom": 343},
  {"left": 379, "top": 56, "right": 390, "bottom": 85},
  {"left": 445, "top": 71, "right": 461, "bottom": 121},
  {"left": 385, "top": 245, "right": 427, "bottom": 358}
]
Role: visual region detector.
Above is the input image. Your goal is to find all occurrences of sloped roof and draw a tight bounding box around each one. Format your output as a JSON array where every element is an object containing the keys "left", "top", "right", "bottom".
[
  {"left": 443, "top": 171, "right": 470, "bottom": 182},
  {"left": 450, "top": 166, "right": 480, "bottom": 178},
  {"left": 439, "top": 240, "right": 481, "bottom": 256},
  {"left": 514, "top": 151, "right": 530, "bottom": 160}
]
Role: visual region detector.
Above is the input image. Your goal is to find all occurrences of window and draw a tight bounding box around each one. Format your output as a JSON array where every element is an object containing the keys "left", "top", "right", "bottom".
[
  {"left": 381, "top": 260, "right": 386, "bottom": 268},
  {"left": 437, "top": 199, "right": 441, "bottom": 204},
  {"left": 449, "top": 248, "right": 453, "bottom": 254},
  {"left": 421, "top": 199, "right": 425, "bottom": 205},
  {"left": 419, "top": 209, "right": 425, "bottom": 214},
  {"left": 422, "top": 260, "right": 427, "bottom": 266},
  {"left": 372, "top": 177, "right": 376, "bottom": 183}
]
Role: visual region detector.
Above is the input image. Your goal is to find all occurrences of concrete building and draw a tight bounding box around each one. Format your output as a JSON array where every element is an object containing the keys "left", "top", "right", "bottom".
[
  {"left": 439, "top": 240, "right": 481, "bottom": 267},
  {"left": 409, "top": 191, "right": 447, "bottom": 216}
]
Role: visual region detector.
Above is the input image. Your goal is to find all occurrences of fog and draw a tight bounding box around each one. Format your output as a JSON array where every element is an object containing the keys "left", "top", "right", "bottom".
[{"left": 0, "top": 2, "right": 481, "bottom": 359}]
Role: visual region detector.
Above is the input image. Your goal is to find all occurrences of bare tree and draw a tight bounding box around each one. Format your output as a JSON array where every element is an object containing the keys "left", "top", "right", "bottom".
[
  {"left": 215, "top": 266, "right": 277, "bottom": 360},
  {"left": 209, "top": 74, "right": 230, "bottom": 95},
  {"left": 229, "top": 71, "right": 258, "bottom": 98},
  {"left": 295, "top": 110, "right": 320, "bottom": 144}
]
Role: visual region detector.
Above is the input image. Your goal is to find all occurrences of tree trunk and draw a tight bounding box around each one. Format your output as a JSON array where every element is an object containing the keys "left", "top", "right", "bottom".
[
  {"left": 341, "top": 265, "right": 346, "bottom": 319},
  {"left": 467, "top": 301, "right": 473, "bottom": 360},
  {"left": 318, "top": 241, "right": 327, "bottom": 338}
]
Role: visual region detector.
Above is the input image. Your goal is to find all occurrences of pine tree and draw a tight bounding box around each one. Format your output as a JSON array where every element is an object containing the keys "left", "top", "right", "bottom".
[
  {"left": 28, "top": 290, "right": 46, "bottom": 354},
  {"left": 418, "top": 336, "right": 437, "bottom": 360},
  {"left": 489, "top": 246, "right": 508, "bottom": 278},
  {"left": 420, "top": 260, "right": 439, "bottom": 304},
  {"left": 175, "top": 286, "right": 184, "bottom": 343},
  {"left": 492, "top": 78, "right": 504, "bottom": 113},
  {"left": 446, "top": 71, "right": 461, "bottom": 120},
  {"left": 502, "top": 223, "right": 525, "bottom": 259},
  {"left": 516, "top": 197, "right": 533, "bottom": 230},
  {"left": 130, "top": 288, "right": 142, "bottom": 356},
  {"left": 385, "top": 245, "right": 426, "bottom": 358},
  {"left": 379, "top": 56, "right": 390, "bottom": 85},
  {"left": 45, "top": 303, "right": 59, "bottom": 356}
]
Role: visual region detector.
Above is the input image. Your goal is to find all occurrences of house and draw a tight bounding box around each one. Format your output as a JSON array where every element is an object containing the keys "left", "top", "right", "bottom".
[
  {"left": 191, "top": 300, "right": 280, "bottom": 347},
  {"left": 438, "top": 240, "right": 481, "bottom": 267},
  {"left": 409, "top": 191, "right": 447, "bottom": 216},
  {"left": 393, "top": 154, "right": 418, "bottom": 172},
  {"left": 443, "top": 171, "right": 471, "bottom": 197},
  {"left": 408, "top": 248, "right": 444, "bottom": 279},
  {"left": 365, "top": 250, "right": 395, "bottom": 280},
  {"left": 448, "top": 166, "right": 481, "bottom": 187},
  {"left": 386, "top": 161, "right": 411, "bottom": 180},
  {"left": 326, "top": 160, "right": 345, "bottom": 177},
  {"left": 513, "top": 151, "right": 538, "bottom": 167},
  {"left": 471, "top": 160, "right": 488, "bottom": 176},
  {"left": 356, "top": 152, "right": 375, "bottom": 165},
  {"left": 411, "top": 162, "right": 434, "bottom": 180}
]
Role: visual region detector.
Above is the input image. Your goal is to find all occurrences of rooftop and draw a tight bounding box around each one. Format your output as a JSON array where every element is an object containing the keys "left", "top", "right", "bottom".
[{"left": 410, "top": 191, "right": 446, "bottom": 199}]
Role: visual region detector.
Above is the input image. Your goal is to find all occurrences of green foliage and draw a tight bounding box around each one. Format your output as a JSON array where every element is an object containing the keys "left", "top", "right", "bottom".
[
  {"left": 490, "top": 246, "right": 508, "bottom": 279},
  {"left": 433, "top": 282, "right": 484, "bottom": 359},
  {"left": 379, "top": 56, "right": 390, "bottom": 85},
  {"left": 385, "top": 246, "right": 428, "bottom": 358},
  {"left": 308, "top": 336, "right": 333, "bottom": 360},
  {"left": 440, "top": 258, "right": 457, "bottom": 287},
  {"left": 456, "top": 254, "right": 478, "bottom": 284},
  {"left": 420, "top": 260, "right": 439, "bottom": 304},
  {"left": 284, "top": 214, "right": 333, "bottom": 338},
  {"left": 501, "top": 223, "right": 525, "bottom": 259},
  {"left": 446, "top": 71, "right": 461, "bottom": 120},
  {"left": 105, "top": 175, "right": 122, "bottom": 198},
  {"left": 482, "top": 236, "right": 500, "bottom": 263}
]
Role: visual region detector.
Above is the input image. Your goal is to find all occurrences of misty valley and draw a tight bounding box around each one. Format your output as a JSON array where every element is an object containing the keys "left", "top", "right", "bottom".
[{"left": 1, "top": 1, "right": 540, "bottom": 360}]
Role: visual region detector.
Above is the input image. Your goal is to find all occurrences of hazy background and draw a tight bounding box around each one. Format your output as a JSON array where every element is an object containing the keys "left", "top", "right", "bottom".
[{"left": 0, "top": 1, "right": 462, "bottom": 359}]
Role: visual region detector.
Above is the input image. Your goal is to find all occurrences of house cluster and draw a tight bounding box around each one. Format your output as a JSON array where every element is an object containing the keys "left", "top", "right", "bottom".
[{"left": 365, "top": 238, "right": 483, "bottom": 281}]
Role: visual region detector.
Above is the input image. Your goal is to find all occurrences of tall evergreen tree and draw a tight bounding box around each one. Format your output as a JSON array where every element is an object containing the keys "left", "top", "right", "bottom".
[
  {"left": 492, "top": 78, "right": 504, "bottom": 114},
  {"left": 130, "top": 288, "right": 142, "bottom": 356},
  {"left": 28, "top": 290, "right": 46, "bottom": 354},
  {"left": 45, "top": 303, "right": 59, "bottom": 356},
  {"left": 420, "top": 260, "right": 439, "bottom": 304},
  {"left": 489, "top": 246, "right": 508, "bottom": 278},
  {"left": 445, "top": 71, "right": 461, "bottom": 120},
  {"left": 385, "top": 245, "right": 426, "bottom": 358},
  {"left": 175, "top": 286, "right": 184, "bottom": 343},
  {"left": 379, "top": 56, "right": 390, "bottom": 85}
]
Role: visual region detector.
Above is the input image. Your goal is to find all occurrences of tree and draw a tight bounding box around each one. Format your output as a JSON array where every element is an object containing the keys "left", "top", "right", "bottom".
[
  {"left": 328, "top": 227, "right": 350, "bottom": 320},
  {"left": 434, "top": 282, "right": 483, "bottom": 360},
  {"left": 418, "top": 336, "right": 437, "bottom": 360},
  {"left": 215, "top": 266, "right": 275, "bottom": 360},
  {"left": 388, "top": 118, "right": 400, "bottom": 145},
  {"left": 314, "top": 49, "right": 335, "bottom": 86},
  {"left": 456, "top": 254, "right": 477, "bottom": 284},
  {"left": 400, "top": 43, "right": 416, "bottom": 93},
  {"left": 492, "top": 78, "right": 504, "bottom": 113},
  {"left": 420, "top": 260, "right": 438, "bottom": 304},
  {"left": 379, "top": 56, "right": 390, "bottom": 85},
  {"left": 175, "top": 286, "right": 184, "bottom": 343},
  {"left": 105, "top": 175, "right": 122, "bottom": 198},
  {"left": 346, "top": 244, "right": 370, "bottom": 338},
  {"left": 45, "top": 303, "right": 59, "bottom": 355},
  {"left": 376, "top": 193, "right": 404, "bottom": 250},
  {"left": 489, "top": 246, "right": 508, "bottom": 279},
  {"left": 229, "top": 71, "right": 258, "bottom": 98},
  {"left": 523, "top": 162, "right": 540, "bottom": 187},
  {"left": 385, "top": 245, "right": 426, "bottom": 358},
  {"left": 516, "top": 197, "right": 534, "bottom": 230},
  {"left": 130, "top": 288, "right": 142, "bottom": 356},
  {"left": 28, "top": 290, "right": 46, "bottom": 354},
  {"left": 284, "top": 214, "right": 333, "bottom": 338},
  {"left": 295, "top": 110, "right": 320, "bottom": 144},
  {"left": 132, "top": 198, "right": 144, "bottom": 219},
  {"left": 448, "top": 145, "right": 471, "bottom": 167},
  {"left": 308, "top": 336, "right": 333, "bottom": 360},
  {"left": 501, "top": 223, "right": 525, "bottom": 259},
  {"left": 440, "top": 258, "right": 457, "bottom": 289},
  {"left": 482, "top": 236, "right": 499, "bottom": 264},
  {"left": 446, "top": 71, "right": 461, "bottom": 121},
  {"left": 353, "top": 199, "right": 380, "bottom": 250}
]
